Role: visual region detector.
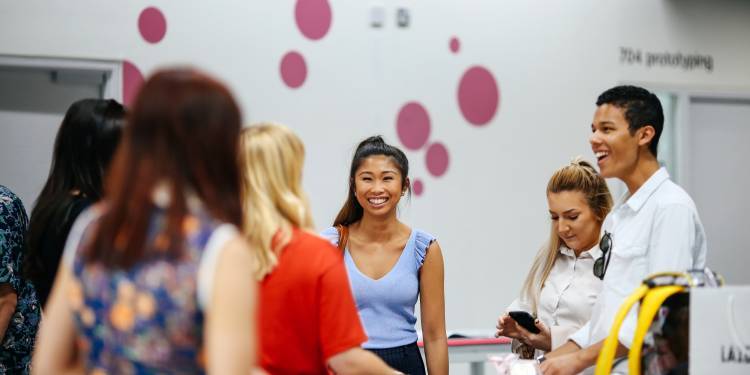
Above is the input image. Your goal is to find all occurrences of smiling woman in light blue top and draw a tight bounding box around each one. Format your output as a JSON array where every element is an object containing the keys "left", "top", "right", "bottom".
[
  {"left": 322, "top": 136, "right": 448, "bottom": 375},
  {"left": 321, "top": 226, "right": 435, "bottom": 347}
]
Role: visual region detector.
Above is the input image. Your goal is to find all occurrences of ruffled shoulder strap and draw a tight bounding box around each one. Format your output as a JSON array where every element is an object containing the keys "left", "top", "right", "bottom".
[
  {"left": 413, "top": 229, "right": 436, "bottom": 268},
  {"left": 319, "top": 226, "right": 340, "bottom": 247}
]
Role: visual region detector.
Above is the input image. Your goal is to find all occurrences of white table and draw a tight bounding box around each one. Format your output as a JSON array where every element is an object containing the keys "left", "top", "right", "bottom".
[{"left": 419, "top": 338, "right": 512, "bottom": 374}]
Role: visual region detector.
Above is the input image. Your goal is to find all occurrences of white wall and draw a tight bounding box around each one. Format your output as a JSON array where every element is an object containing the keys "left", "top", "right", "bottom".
[
  {"left": 2, "top": 0, "right": 749, "bottom": 338},
  {"left": 0, "top": 110, "right": 64, "bottom": 211}
]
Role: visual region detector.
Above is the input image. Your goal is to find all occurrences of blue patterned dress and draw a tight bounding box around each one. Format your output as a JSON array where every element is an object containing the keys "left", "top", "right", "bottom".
[
  {"left": 0, "top": 185, "right": 41, "bottom": 374},
  {"left": 67, "top": 204, "right": 224, "bottom": 374}
]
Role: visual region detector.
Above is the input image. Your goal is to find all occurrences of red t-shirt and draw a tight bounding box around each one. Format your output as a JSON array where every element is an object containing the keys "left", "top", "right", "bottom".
[{"left": 258, "top": 229, "right": 367, "bottom": 375}]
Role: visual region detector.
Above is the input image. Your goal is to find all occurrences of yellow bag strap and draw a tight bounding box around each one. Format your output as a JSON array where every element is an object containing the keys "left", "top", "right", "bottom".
[
  {"left": 627, "top": 285, "right": 686, "bottom": 375},
  {"left": 594, "top": 284, "right": 650, "bottom": 375}
]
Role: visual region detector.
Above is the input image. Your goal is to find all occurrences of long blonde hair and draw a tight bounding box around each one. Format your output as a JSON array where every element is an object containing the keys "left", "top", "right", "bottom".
[
  {"left": 239, "top": 123, "right": 314, "bottom": 280},
  {"left": 520, "top": 158, "right": 613, "bottom": 314}
]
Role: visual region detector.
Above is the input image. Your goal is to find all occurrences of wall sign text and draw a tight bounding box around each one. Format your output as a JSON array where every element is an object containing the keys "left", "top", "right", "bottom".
[{"left": 620, "top": 47, "right": 714, "bottom": 72}]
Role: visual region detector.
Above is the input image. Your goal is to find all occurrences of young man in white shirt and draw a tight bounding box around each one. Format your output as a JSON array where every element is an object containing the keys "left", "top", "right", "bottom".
[{"left": 539, "top": 85, "right": 708, "bottom": 375}]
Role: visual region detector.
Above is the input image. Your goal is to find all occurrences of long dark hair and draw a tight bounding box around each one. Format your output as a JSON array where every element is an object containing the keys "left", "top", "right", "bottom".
[
  {"left": 87, "top": 68, "right": 243, "bottom": 268},
  {"left": 333, "top": 136, "right": 410, "bottom": 227},
  {"left": 25, "top": 99, "right": 125, "bottom": 279}
]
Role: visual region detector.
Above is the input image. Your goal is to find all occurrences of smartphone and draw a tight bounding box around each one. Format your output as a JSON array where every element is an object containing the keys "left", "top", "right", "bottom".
[{"left": 508, "top": 310, "right": 540, "bottom": 334}]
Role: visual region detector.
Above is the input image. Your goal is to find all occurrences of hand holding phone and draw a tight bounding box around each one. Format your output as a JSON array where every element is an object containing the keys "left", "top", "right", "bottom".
[{"left": 508, "top": 310, "right": 541, "bottom": 334}]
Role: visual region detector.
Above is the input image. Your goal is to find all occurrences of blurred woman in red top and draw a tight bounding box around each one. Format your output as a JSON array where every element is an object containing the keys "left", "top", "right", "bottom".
[{"left": 239, "top": 123, "right": 398, "bottom": 375}]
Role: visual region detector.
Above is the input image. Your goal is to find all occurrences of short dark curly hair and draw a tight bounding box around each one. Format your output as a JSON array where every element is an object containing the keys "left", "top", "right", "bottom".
[{"left": 596, "top": 85, "right": 664, "bottom": 157}]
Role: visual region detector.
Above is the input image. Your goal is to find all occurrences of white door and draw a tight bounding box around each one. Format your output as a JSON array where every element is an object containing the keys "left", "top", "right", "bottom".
[{"left": 686, "top": 97, "right": 750, "bottom": 285}]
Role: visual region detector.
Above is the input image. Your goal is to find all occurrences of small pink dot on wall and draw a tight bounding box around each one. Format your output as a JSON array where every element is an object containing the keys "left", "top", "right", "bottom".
[
  {"left": 396, "top": 101, "right": 431, "bottom": 151},
  {"left": 457, "top": 65, "right": 500, "bottom": 126},
  {"left": 449, "top": 37, "right": 460, "bottom": 54},
  {"left": 295, "top": 0, "right": 332, "bottom": 40},
  {"left": 280, "top": 51, "right": 308, "bottom": 89},
  {"left": 425, "top": 142, "right": 450, "bottom": 177},
  {"left": 138, "top": 7, "right": 167, "bottom": 44},
  {"left": 123, "top": 60, "right": 144, "bottom": 107},
  {"left": 412, "top": 179, "right": 424, "bottom": 196}
]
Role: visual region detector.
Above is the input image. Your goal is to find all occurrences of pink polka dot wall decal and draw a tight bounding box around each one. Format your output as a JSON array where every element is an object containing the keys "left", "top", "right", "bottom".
[
  {"left": 138, "top": 7, "right": 167, "bottom": 44},
  {"left": 396, "top": 102, "right": 431, "bottom": 150},
  {"left": 295, "top": 0, "right": 332, "bottom": 40},
  {"left": 123, "top": 60, "right": 144, "bottom": 107},
  {"left": 449, "top": 37, "right": 460, "bottom": 53},
  {"left": 280, "top": 51, "right": 307, "bottom": 89},
  {"left": 412, "top": 179, "right": 424, "bottom": 196},
  {"left": 457, "top": 66, "right": 500, "bottom": 126},
  {"left": 425, "top": 142, "right": 450, "bottom": 177}
]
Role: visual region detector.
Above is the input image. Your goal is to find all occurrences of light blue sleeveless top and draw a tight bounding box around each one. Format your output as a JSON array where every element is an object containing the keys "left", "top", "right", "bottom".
[{"left": 321, "top": 226, "right": 435, "bottom": 349}]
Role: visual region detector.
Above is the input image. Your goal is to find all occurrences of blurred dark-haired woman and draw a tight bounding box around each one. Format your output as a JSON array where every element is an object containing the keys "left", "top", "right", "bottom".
[
  {"left": 25, "top": 98, "right": 125, "bottom": 308},
  {"left": 33, "top": 68, "right": 256, "bottom": 374},
  {"left": 321, "top": 136, "right": 448, "bottom": 375}
]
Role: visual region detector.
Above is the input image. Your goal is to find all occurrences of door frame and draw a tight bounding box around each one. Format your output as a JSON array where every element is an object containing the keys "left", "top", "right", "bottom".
[
  {"left": 0, "top": 54, "right": 123, "bottom": 101},
  {"left": 622, "top": 82, "right": 750, "bottom": 191}
]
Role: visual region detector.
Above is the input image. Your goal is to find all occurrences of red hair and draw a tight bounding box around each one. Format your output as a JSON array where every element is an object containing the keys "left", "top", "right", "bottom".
[{"left": 87, "top": 68, "right": 243, "bottom": 268}]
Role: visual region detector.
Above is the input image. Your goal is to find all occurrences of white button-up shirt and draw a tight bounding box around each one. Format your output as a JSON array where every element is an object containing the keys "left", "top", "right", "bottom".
[
  {"left": 569, "top": 167, "right": 708, "bottom": 349},
  {"left": 508, "top": 244, "right": 603, "bottom": 351}
]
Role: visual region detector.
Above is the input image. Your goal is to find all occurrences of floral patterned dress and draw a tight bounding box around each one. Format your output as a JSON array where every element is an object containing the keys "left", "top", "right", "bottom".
[
  {"left": 68, "top": 204, "right": 222, "bottom": 374},
  {"left": 0, "top": 185, "right": 41, "bottom": 374}
]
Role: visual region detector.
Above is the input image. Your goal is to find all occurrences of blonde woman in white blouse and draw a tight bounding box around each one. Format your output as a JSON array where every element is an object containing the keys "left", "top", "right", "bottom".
[{"left": 496, "top": 159, "right": 613, "bottom": 358}]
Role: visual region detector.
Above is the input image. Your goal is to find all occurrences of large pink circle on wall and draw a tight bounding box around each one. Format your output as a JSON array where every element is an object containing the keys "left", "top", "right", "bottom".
[
  {"left": 280, "top": 51, "right": 307, "bottom": 89},
  {"left": 138, "top": 7, "right": 167, "bottom": 44},
  {"left": 123, "top": 60, "right": 144, "bottom": 106},
  {"left": 396, "top": 102, "right": 431, "bottom": 150},
  {"left": 295, "top": 0, "right": 332, "bottom": 40},
  {"left": 457, "top": 66, "right": 500, "bottom": 126},
  {"left": 426, "top": 142, "right": 450, "bottom": 177}
]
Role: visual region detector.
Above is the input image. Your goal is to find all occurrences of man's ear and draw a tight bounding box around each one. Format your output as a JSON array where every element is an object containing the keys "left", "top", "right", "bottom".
[{"left": 637, "top": 125, "right": 656, "bottom": 148}]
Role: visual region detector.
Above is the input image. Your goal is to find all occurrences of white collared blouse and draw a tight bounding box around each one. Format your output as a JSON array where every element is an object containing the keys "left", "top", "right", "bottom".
[{"left": 508, "top": 243, "right": 603, "bottom": 351}]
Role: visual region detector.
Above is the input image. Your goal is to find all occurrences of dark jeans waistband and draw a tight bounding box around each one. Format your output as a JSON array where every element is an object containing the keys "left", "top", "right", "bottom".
[{"left": 367, "top": 342, "right": 425, "bottom": 375}]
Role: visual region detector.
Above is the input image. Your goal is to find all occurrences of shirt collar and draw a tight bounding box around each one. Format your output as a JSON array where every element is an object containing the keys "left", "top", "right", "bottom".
[
  {"left": 623, "top": 167, "right": 670, "bottom": 212},
  {"left": 559, "top": 243, "right": 602, "bottom": 259}
]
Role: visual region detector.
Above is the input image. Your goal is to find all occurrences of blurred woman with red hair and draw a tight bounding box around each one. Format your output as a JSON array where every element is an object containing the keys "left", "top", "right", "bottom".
[{"left": 33, "top": 68, "right": 256, "bottom": 374}]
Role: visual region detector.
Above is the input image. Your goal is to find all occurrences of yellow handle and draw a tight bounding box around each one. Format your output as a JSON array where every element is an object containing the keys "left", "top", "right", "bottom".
[
  {"left": 628, "top": 285, "right": 685, "bottom": 375},
  {"left": 594, "top": 284, "right": 650, "bottom": 375}
]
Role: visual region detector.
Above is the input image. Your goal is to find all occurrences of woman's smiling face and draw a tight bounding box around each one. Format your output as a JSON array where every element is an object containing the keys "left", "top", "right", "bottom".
[{"left": 353, "top": 155, "right": 406, "bottom": 217}]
